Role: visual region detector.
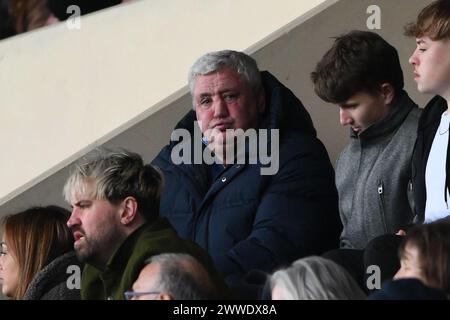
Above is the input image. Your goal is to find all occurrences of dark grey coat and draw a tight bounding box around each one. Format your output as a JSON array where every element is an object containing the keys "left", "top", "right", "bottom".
[
  {"left": 337, "top": 91, "right": 421, "bottom": 249},
  {"left": 23, "top": 251, "right": 82, "bottom": 300}
]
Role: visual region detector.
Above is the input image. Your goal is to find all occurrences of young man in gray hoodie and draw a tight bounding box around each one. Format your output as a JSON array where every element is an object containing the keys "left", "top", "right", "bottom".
[{"left": 311, "top": 30, "right": 421, "bottom": 250}]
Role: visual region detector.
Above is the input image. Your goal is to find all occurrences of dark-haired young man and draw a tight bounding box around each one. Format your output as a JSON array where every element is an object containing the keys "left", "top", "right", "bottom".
[{"left": 311, "top": 30, "right": 421, "bottom": 250}]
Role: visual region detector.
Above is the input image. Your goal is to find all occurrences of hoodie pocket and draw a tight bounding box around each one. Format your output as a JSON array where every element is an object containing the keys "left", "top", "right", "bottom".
[{"left": 377, "top": 180, "right": 388, "bottom": 233}]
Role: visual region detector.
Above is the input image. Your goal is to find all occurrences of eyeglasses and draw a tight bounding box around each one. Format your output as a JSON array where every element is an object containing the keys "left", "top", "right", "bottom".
[{"left": 124, "top": 291, "right": 160, "bottom": 300}]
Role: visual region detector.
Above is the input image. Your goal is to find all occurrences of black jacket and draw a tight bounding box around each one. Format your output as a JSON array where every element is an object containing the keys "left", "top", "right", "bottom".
[
  {"left": 152, "top": 71, "right": 342, "bottom": 284},
  {"left": 411, "top": 95, "right": 450, "bottom": 223}
]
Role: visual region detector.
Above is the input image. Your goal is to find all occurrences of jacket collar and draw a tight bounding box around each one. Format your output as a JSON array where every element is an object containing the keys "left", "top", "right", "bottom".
[
  {"left": 351, "top": 90, "right": 417, "bottom": 141},
  {"left": 99, "top": 218, "right": 173, "bottom": 272},
  {"left": 417, "top": 95, "right": 448, "bottom": 131},
  {"left": 23, "top": 251, "right": 81, "bottom": 299}
]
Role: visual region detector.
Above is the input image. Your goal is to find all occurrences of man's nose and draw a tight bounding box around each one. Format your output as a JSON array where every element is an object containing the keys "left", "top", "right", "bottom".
[
  {"left": 339, "top": 109, "right": 353, "bottom": 126},
  {"left": 67, "top": 209, "right": 81, "bottom": 228},
  {"left": 213, "top": 98, "right": 229, "bottom": 118},
  {"left": 409, "top": 50, "right": 418, "bottom": 65}
]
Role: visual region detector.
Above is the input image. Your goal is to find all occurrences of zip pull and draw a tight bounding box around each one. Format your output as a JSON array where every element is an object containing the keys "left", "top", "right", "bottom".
[{"left": 378, "top": 184, "right": 383, "bottom": 195}]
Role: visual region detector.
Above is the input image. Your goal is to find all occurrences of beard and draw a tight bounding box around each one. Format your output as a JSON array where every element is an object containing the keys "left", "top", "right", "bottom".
[
  {"left": 73, "top": 224, "right": 124, "bottom": 267},
  {"left": 74, "top": 235, "right": 96, "bottom": 264}
]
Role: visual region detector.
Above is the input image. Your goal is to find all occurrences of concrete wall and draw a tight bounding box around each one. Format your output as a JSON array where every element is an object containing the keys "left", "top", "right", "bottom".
[
  {"left": 254, "top": 0, "right": 433, "bottom": 160},
  {"left": 0, "top": 0, "right": 433, "bottom": 216},
  {"left": 0, "top": 0, "right": 333, "bottom": 207}
]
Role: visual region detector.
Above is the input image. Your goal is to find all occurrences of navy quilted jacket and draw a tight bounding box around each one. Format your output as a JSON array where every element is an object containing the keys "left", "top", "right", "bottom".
[{"left": 152, "top": 71, "right": 342, "bottom": 284}]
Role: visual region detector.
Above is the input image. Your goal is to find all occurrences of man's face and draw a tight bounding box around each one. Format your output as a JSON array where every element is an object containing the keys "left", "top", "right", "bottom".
[
  {"left": 409, "top": 36, "right": 450, "bottom": 99},
  {"left": 193, "top": 66, "right": 264, "bottom": 148},
  {"left": 338, "top": 91, "right": 391, "bottom": 135},
  {"left": 129, "top": 263, "right": 162, "bottom": 300},
  {"left": 394, "top": 244, "right": 424, "bottom": 282},
  {"left": 67, "top": 184, "right": 124, "bottom": 266}
]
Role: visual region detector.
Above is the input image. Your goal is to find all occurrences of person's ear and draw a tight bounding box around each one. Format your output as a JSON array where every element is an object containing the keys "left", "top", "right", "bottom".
[
  {"left": 380, "top": 83, "right": 395, "bottom": 105},
  {"left": 120, "top": 197, "right": 138, "bottom": 225},
  {"left": 158, "top": 293, "right": 174, "bottom": 300}
]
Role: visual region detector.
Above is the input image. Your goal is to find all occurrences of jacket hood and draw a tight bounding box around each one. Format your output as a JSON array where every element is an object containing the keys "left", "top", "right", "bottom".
[
  {"left": 259, "top": 71, "right": 316, "bottom": 135},
  {"left": 23, "top": 251, "right": 81, "bottom": 300},
  {"left": 173, "top": 71, "right": 316, "bottom": 136}
]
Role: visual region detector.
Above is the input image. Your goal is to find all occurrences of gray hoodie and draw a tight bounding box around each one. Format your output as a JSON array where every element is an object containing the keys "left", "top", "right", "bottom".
[{"left": 337, "top": 91, "right": 421, "bottom": 249}]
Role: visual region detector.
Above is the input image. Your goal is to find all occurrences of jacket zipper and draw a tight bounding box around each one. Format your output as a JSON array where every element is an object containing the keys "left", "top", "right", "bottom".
[{"left": 378, "top": 181, "right": 388, "bottom": 232}]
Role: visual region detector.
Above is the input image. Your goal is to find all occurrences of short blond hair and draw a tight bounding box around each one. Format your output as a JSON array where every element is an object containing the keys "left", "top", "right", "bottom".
[
  {"left": 63, "top": 148, "right": 163, "bottom": 222},
  {"left": 405, "top": 0, "right": 450, "bottom": 40}
]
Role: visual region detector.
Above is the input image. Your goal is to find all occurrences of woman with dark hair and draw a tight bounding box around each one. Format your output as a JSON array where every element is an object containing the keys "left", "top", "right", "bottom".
[
  {"left": 0, "top": 206, "right": 81, "bottom": 300},
  {"left": 394, "top": 218, "right": 450, "bottom": 297}
]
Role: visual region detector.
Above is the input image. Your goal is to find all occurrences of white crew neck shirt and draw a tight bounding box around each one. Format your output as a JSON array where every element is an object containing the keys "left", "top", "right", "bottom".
[{"left": 425, "top": 111, "right": 450, "bottom": 222}]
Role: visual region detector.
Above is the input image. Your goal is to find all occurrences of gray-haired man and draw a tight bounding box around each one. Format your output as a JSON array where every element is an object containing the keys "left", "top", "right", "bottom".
[
  {"left": 126, "top": 253, "right": 221, "bottom": 300},
  {"left": 152, "top": 50, "right": 342, "bottom": 293}
]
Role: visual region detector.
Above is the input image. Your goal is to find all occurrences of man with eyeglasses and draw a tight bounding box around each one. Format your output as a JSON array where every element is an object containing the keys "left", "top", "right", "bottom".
[{"left": 125, "top": 253, "right": 220, "bottom": 300}]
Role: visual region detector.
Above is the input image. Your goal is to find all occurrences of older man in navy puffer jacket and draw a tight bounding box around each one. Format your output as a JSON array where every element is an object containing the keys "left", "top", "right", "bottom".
[{"left": 152, "top": 50, "right": 341, "bottom": 292}]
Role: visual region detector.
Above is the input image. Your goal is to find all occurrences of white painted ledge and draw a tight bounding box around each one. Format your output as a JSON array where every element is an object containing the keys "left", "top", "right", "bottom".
[{"left": 0, "top": 0, "right": 337, "bottom": 205}]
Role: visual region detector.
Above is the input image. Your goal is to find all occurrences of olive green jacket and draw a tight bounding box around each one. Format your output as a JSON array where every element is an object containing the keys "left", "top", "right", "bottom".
[{"left": 81, "top": 217, "right": 225, "bottom": 300}]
